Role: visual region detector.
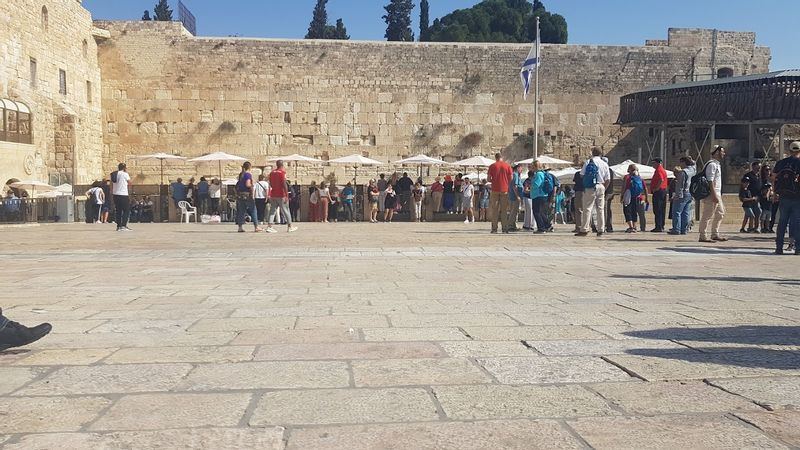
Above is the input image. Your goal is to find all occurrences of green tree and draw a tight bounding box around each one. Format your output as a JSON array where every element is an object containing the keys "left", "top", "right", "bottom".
[
  {"left": 383, "top": 0, "right": 415, "bottom": 42},
  {"left": 153, "top": 0, "right": 173, "bottom": 21},
  {"left": 428, "top": 0, "right": 567, "bottom": 44},
  {"left": 142, "top": 10, "right": 152, "bottom": 21},
  {"left": 329, "top": 18, "right": 350, "bottom": 40},
  {"left": 419, "top": 0, "right": 431, "bottom": 41},
  {"left": 305, "top": 0, "right": 329, "bottom": 39}
]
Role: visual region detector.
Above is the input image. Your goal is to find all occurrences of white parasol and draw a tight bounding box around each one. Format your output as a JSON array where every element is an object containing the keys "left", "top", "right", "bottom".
[
  {"left": 132, "top": 152, "right": 187, "bottom": 186},
  {"left": 453, "top": 156, "right": 494, "bottom": 181},
  {"left": 610, "top": 160, "right": 675, "bottom": 180},
  {"left": 328, "top": 154, "right": 384, "bottom": 184},
  {"left": 188, "top": 152, "right": 248, "bottom": 189},
  {"left": 9, "top": 180, "right": 56, "bottom": 198},
  {"left": 267, "top": 154, "right": 324, "bottom": 179},
  {"left": 515, "top": 155, "right": 574, "bottom": 166},
  {"left": 395, "top": 154, "right": 449, "bottom": 177}
]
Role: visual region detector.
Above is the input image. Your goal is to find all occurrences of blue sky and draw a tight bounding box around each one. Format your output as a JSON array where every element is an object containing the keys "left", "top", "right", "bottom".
[{"left": 83, "top": 0, "right": 799, "bottom": 70}]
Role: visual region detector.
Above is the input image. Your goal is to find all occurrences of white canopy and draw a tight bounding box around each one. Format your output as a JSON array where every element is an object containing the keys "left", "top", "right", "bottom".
[
  {"left": 267, "top": 154, "right": 323, "bottom": 163},
  {"left": 515, "top": 155, "right": 574, "bottom": 166},
  {"left": 463, "top": 172, "right": 488, "bottom": 181},
  {"left": 610, "top": 160, "right": 675, "bottom": 180},
  {"left": 221, "top": 178, "right": 239, "bottom": 186},
  {"left": 328, "top": 154, "right": 384, "bottom": 166},
  {"left": 394, "top": 154, "right": 448, "bottom": 165},
  {"left": 452, "top": 156, "right": 494, "bottom": 167},
  {"left": 9, "top": 181, "right": 55, "bottom": 192},
  {"left": 188, "top": 152, "right": 247, "bottom": 163},
  {"left": 54, "top": 183, "right": 73, "bottom": 194},
  {"left": 132, "top": 152, "right": 186, "bottom": 161},
  {"left": 550, "top": 167, "right": 580, "bottom": 184}
]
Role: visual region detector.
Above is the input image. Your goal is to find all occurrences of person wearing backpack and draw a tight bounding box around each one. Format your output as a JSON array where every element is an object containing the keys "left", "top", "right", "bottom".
[
  {"left": 576, "top": 148, "right": 612, "bottom": 237},
  {"left": 531, "top": 161, "right": 552, "bottom": 233},
  {"left": 622, "top": 164, "right": 647, "bottom": 233},
  {"left": 522, "top": 170, "right": 534, "bottom": 230},
  {"left": 669, "top": 156, "right": 696, "bottom": 235},
  {"left": 546, "top": 168, "right": 560, "bottom": 231},
  {"left": 698, "top": 146, "right": 728, "bottom": 243},
  {"left": 772, "top": 141, "right": 800, "bottom": 255},
  {"left": 650, "top": 158, "right": 669, "bottom": 232}
]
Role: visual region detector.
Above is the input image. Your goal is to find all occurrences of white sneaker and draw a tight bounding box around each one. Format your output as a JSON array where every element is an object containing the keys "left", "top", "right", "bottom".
[
  {"left": 288, "top": 226, "right": 298, "bottom": 233},
  {"left": 266, "top": 227, "right": 278, "bottom": 233},
  {"left": 464, "top": 219, "right": 469, "bottom": 224}
]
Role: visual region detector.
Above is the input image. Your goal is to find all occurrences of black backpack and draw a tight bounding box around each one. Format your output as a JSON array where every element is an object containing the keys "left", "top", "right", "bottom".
[
  {"left": 690, "top": 163, "right": 712, "bottom": 200},
  {"left": 110, "top": 171, "right": 118, "bottom": 183},
  {"left": 774, "top": 161, "right": 800, "bottom": 196}
]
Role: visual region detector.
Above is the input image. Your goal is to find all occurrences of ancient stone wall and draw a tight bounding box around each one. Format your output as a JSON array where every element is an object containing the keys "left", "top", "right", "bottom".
[
  {"left": 0, "top": 0, "right": 103, "bottom": 186},
  {"left": 94, "top": 21, "right": 770, "bottom": 184}
]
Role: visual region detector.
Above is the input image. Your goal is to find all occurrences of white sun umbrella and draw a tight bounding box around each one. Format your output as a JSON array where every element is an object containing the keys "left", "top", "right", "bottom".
[
  {"left": 453, "top": 156, "right": 493, "bottom": 181},
  {"left": 515, "top": 155, "right": 573, "bottom": 166},
  {"left": 188, "top": 152, "right": 248, "bottom": 188},
  {"left": 132, "top": 152, "right": 187, "bottom": 187},
  {"left": 610, "top": 160, "right": 675, "bottom": 180},
  {"left": 267, "top": 154, "right": 324, "bottom": 179},
  {"left": 328, "top": 154, "right": 384, "bottom": 183},
  {"left": 463, "top": 172, "right": 488, "bottom": 181},
  {"left": 9, "top": 180, "right": 55, "bottom": 198},
  {"left": 550, "top": 167, "right": 580, "bottom": 184},
  {"left": 395, "top": 154, "right": 449, "bottom": 177}
]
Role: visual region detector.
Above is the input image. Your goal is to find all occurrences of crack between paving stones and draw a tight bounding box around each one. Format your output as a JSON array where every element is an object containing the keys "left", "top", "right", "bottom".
[
  {"left": 79, "top": 393, "right": 123, "bottom": 432},
  {"left": 703, "top": 379, "right": 774, "bottom": 411},
  {"left": 559, "top": 419, "right": 596, "bottom": 450},
  {"left": 520, "top": 340, "right": 545, "bottom": 356},
  {"left": 238, "top": 390, "right": 265, "bottom": 428},
  {"left": 425, "top": 386, "right": 448, "bottom": 420},
  {"left": 599, "top": 356, "right": 647, "bottom": 381},
  {"left": 468, "top": 357, "right": 500, "bottom": 384},
  {"left": 725, "top": 412, "right": 794, "bottom": 448},
  {"left": 456, "top": 327, "right": 474, "bottom": 340}
]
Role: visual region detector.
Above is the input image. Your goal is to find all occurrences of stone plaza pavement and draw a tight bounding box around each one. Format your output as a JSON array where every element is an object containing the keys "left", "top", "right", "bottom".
[{"left": 0, "top": 222, "right": 798, "bottom": 449}]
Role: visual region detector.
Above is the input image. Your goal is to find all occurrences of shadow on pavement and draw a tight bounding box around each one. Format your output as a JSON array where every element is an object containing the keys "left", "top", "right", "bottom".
[
  {"left": 624, "top": 326, "right": 800, "bottom": 345},
  {"left": 611, "top": 274, "right": 799, "bottom": 284}
]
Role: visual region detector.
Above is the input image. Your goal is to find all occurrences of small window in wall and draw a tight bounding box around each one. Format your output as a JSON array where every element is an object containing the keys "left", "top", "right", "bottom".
[
  {"left": 41, "top": 6, "right": 48, "bottom": 31},
  {"left": 83, "top": 40, "right": 88, "bottom": 58},
  {"left": 86, "top": 80, "right": 92, "bottom": 103},
  {"left": 30, "top": 58, "right": 37, "bottom": 88},
  {"left": 59, "top": 69, "right": 67, "bottom": 95},
  {"left": 0, "top": 99, "right": 33, "bottom": 144},
  {"left": 717, "top": 67, "right": 734, "bottom": 79}
]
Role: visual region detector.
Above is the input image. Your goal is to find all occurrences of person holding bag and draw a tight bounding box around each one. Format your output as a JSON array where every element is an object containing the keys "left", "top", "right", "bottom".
[
  {"left": 622, "top": 164, "right": 647, "bottom": 233},
  {"left": 235, "top": 161, "right": 262, "bottom": 233}
]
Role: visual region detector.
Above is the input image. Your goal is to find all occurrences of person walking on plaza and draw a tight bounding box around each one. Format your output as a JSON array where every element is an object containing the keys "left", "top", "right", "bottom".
[
  {"left": 772, "top": 141, "right": 800, "bottom": 255},
  {"left": 430, "top": 177, "right": 444, "bottom": 213},
  {"left": 650, "top": 158, "right": 669, "bottom": 232},
  {"left": 112, "top": 163, "right": 132, "bottom": 231},
  {"left": 317, "top": 182, "right": 331, "bottom": 223},
  {"left": 522, "top": 170, "right": 534, "bottom": 230},
  {"left": 571, "top": 171, "right": 584, "bottom": 232},
  {"left": 698, "top": 146, "right": 728, "bottom": 243},
  {"left": 508, "top": 164, "right": 525, "bottom": 231},
  {"left": 462, "top": 177, "right": 475, "bottom": 224},
  {"left": 266, "top": 160, "right": 297, "bottom": 233},
  {"left": 478, "top": 180, "right": 490, "bottom": 222},
  {"left": 487, "top": 153, "right": 513, "bottom": 234},
  {"left": 342, "top": 182, "right": 356, "bottom": 222},
  {"left": 101, "top": 178, "right": 112, "bottom": 223},
  {"left": 235, "top": 162, "right": 262, "bottom": 233},
  {"left": 196, "top": 176, "right": 210, "bottom": 215},
  {"left": 669, "top": 156, "right": 696, "bottom": 235},
  {"left": 576, "top": 148, "right": 611, "bottom": 237},
  {"left": 531, "top": 161, "right": 552, "bottom": 233},
  {"left": 254, "top": 174, "right": 269, "bottom": 226},
  {"left": 622, "top": 164, "right": 647, "bottom": 233},
  {"left": 603, "top": 158, "right": 615, "bottom": 233},
  {"left": 741, "top": 161, "right": 763, "bottom": 233},
  {"left": 411, "top": 182, "right": 424, "bottom": 222},
  {"left": 0, "top": 308, "right": 51, "bottom": 352},
  {"left": 739, "top": 179, "right": 759, "bottom": 234},
  {"left": 759, "top": 165, "right": 773, "bottom": 233},
  {"left": 397, "top": 172, "right": 414, "bottom": 213},
  {"left": 383, "top": 184, "right": 398, "bottom": 222},
  {"left": 368, "top": 179, "right": 380, "bottom": 223},
  {"left": 85, "top": 181, "right": 105, "bottom": 224}
]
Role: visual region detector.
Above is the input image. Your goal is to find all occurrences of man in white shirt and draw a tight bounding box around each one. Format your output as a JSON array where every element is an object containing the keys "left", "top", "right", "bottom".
[
  {"left": 112, "top": 162, "right": 132, "bottom": 231},
  {"left": 575, "top": 147, "right": 611, "bottom": 237},
  {"left": 699, "top": 146, "right": 728, "bottom": 243},
  {"left": 254, "top": 174, "right": 270, "bottom": 226}
]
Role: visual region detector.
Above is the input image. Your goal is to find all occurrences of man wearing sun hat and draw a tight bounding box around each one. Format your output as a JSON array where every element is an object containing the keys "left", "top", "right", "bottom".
[{"left": 772, "top": 141, "right": 800, "bottom": 254}]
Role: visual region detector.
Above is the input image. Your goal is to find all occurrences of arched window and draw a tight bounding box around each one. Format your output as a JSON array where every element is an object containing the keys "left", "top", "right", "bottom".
[
  {"left": 41, "top": 6, "right": 48, "bottom": 31},
  {"left": 717, "top": 67, "right": 734, "bottom": 79},
  {"left": 83, "top": 40, "right": 88, "bottom": 58},
  {"left": 0, "top": 99, "right": 33, "bottom": 144}
]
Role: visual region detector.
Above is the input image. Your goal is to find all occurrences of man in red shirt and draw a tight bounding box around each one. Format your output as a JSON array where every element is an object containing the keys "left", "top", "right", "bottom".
[
  {"left": 650, "top": 158, "right": 669, "bottom": 232},
  {"left": 266, "top": 160, "right": 298, "bottom": 233},
  {"left": 487, "top": 153, "right": 514, "bottom": 233}
]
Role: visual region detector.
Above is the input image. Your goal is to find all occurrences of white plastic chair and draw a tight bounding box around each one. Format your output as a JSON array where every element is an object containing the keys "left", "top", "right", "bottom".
[{"left": 178, "top": 200, "right": 197, "bottom": 223}]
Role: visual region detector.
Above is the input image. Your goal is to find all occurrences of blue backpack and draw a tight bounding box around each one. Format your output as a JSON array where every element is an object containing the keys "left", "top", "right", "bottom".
[
  {"left": 629, "top": 175, "right": 644, "bottom": 198},
  {"left": 582, "top": 160, "right": 599, "bottom": 189},
  {"left": 541, "top": 171, "right": 553, "bottom": 196}
]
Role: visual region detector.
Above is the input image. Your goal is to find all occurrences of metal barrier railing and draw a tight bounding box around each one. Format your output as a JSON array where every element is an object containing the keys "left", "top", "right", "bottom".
[{"left": 0, "top": 197, "right": 58, "bottom": 224}]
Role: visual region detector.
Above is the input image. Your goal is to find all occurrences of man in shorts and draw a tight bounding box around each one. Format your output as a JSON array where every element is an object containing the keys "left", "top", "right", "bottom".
[{"left": 266, "top": 160, "right": 298, "bottom": 233}]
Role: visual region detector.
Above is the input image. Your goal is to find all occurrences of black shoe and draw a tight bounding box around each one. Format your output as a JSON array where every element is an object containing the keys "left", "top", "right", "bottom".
[
  {"left": 667, "top": 230, "right": 681, "bottom": 235},
  {"left": 650, "top": 228, "right": 663, "bottom": 233},
  {"left": 0, "top": 312, "right": 52, "bottom": 352},
  {"left": 596, "top": 232, "right": 604, "bottom": 237},
  {"left": 574, "top": 232, "right": 589, "bottom": 237}
]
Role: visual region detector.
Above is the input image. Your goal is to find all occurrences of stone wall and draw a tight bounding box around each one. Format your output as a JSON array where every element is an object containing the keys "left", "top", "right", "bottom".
[
  {"left": 0, "top": 0, "right": 103, "bottom": 187},
  {"left": 94, "top": 21, "right": 770, "bottom": 184}
]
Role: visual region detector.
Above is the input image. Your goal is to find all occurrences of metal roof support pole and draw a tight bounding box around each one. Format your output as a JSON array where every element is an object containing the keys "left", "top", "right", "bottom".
[
  {"left": 710, "top": 124, "right": 716, "bottom": 157},
  {"left": 748, "top": 123, "right": 755, "bottom": 161},
  {"left": 779, "top": 125, "right": 785, "bottom": 160},
  {"left": 660, "top": 125, "right": 667, "bottom": 163}
]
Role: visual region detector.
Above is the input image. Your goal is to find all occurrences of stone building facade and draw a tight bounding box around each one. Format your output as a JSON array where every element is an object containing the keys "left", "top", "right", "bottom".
[
  {"left": 0, "top": 0, "right": 103, "bottom": 187},
  {"left": 0, "top": 0, "right": 773, "bottom": 186}
]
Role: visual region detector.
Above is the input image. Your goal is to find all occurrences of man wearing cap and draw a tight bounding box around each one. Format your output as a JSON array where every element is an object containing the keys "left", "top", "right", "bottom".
[
  {"left": 650, "top": 158, "right": 669, "bottom": 232},
  {"left": 699, "top": 146, "right": 728, "bottom": 243},
  {"left": 487, "top": 153, "right": 514, "bottom": 233},
  {"left": 772, "top": 141, "right": 800, "bottom": 254}
]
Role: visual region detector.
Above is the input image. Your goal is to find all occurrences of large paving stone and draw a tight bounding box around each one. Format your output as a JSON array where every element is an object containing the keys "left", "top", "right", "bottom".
[
  {"left": 0, "top": 396, "right": 111, "bottom": 433},
  {"left": 88, "top": 319, "right": 196, "bottom": 333},
  {"left": 254, "top": 342, "right": 444, "bottom": 360},
  {"left": 29, "top": 332, "right": 236, "bottom": 349},
  {"left": 462, "top": 326, "right": 607, "bottom": 341},
  {"left": 296, "top": 315, "right": 389, "bottom": 329},
  {"left": 362, "top": 327, "right": 469, "bottom": 342},
  {"left": 250, "top": 388, "right": 439, "bottom": 426},
  {"left": 569, "top": 415, "right": 788, "bottom": 449},
  {"left": 89, "top": 393, "right": 251, "bottom": 431},
  {"left": 12, "top": 348, "right": 115, "bottom": 366},
  {"left": 433, "top": 384, "right": 618, "bottom": 420},
  {"left": 590, "top": 381, "right": 762, "bottom": 415},
  {"left": 478, "top": 356, "right": 632, "bottom": 384},
  {"left": 4, "top": 428, "right": 285, "bottom": 450},
  {"left": 16, "top": 363, "right": 192, "bottom": 395},
  {"left": 527, "top": 339, "right": 687, "bottom": 356},
  {"left": 679, "top": 310, "right": 796, "bottom": 325},
  {"left": 709, "top": 377, "right": 800, "bottom": 409},
  {"left": 232, "top": 328, "right": 360, "bottom": 345},
  {"left": 104, "top": 345, "right": 256, "bottom": 364},
  {"left": 180, "top": 361, "right": 350, "bottom": 390},
  {"left": 605, "top": 353, "right": 800, "bottom": 381},
  {"left": 47, "top": 319, "right": 107, "bottom": 333},
  {"left": 287, "top": 420, "right": 584, "bottom": 450},
  {"left": 735, "top": 410, "right": 800, "bottom": 448},
  {"left": 438, "top": 341, "right": 534, "bottom": 358},
  {"left": 352, "top": 358, "right": 491, "bottom": 386},
  {"left": 508, "top": 312, "right": 626, "bottom": 326},
  {"left": 388, "top": 313, "right": 518, "bottom": 327},
  {"left": 0, "top": 367, "right": 44, "bottom": 395},
  {"left": 189, "top": 317, "right": 296, "bottom": 332}
]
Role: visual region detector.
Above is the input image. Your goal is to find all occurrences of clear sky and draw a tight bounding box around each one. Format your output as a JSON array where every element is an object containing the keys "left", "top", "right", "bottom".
[{"left": 82, "top": 0, "right": 799, "bottom": 70}]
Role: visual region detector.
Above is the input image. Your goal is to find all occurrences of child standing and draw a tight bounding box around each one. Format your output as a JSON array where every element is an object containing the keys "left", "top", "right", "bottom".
[
  {"left": 462, "top": 177, "right": 475, "bottom": 223},
  {"left": 411, "top": 182, "right": 424, "bottom": 222},
  {"left": 739, "top": 179, "right": 758, "bottom": 233},
  {"left": 478, "top": 180, "right": 490, "bottom": 222}
]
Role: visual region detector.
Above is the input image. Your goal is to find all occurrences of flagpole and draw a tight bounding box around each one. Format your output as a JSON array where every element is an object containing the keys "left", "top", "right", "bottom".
[{"left": 533, "top": 16, "right": 540, "bottom": 160}]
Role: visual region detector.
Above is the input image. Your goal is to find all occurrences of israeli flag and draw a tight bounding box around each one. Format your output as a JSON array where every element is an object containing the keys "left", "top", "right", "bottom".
[{"left": 520, "top": 41, "right": 539, "bottom": 99}]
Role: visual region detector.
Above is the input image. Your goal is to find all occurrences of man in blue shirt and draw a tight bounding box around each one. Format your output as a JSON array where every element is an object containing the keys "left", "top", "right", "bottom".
[
  {"left": 508, "top": 164, "right": 524, "bottom": 231},
  {"left": 341, "top": 182, "right": 356, "bottom": 222},
  {"left": 196, "top": 176, "right": 210, "bottom": 215},
  {"left": 171, "top": 178, "right": 186, "bottom": 209}
]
